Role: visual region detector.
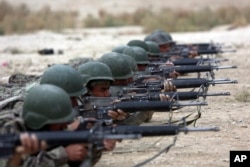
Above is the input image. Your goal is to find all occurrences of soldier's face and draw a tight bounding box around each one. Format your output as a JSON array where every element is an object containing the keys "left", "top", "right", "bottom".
[
  {"left": 137, "top": 64, "right": 147, "bottom": 71},
  {"left": 91, "top": 83, "right": 110, "bottom": 97},
  {"left": 113, "top": 77, "right": 133, "bottom": 85},
  {"left": 159, "top": 43, "right": 171, "bottom": 52},
  {"left": 49, "top": 123, "right": 68, "bottom": 131}
]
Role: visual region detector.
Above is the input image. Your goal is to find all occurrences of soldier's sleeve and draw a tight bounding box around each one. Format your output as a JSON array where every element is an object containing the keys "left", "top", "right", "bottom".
[
  {"left": 115, "top": 111, "right": 153, "bottom": 125},
  {"left": 21, "top": 150, "right": 69, "bottom": 167},
  {"left": 46, "top": 146, "right": 69, "bottom": 166}
]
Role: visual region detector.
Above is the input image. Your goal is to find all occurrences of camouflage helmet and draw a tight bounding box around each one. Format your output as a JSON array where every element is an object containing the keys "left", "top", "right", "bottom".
[
  {"left": 127, "top": 39, "right": 149, "bottom": 52},
  {"left": 40, "top": 64, "right": 87, "bottom": 97},
  {"left": 131, "top": 46, "right": 150, "bottom": 64},
  {"left": 22, "top": 84, "right": 76, "bottom": 130},
  {"left": 78, "top": 61, "right": 114, "bottom": 86},
  {"left": 99, "top": 52, "right": 133, "bottom": 80},
  {"left": 145, "top": 41, "right": 161, "bottom": 56},
  {"left": 112, "top": 45, "right": 131, "bottom": 54}
]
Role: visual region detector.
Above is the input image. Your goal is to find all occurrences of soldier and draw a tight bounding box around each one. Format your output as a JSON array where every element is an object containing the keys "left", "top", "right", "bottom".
[
  {"left": 39, "top": 64, "right": 116, "bottom": 166},
  {"left": 146, "top": 30, "right": 198, "bottom": 58},
  {"left": 0, "top": 84, "right": 82, "bottom": 167},
  {"left": 123, "top": 46, "right": 150, "bottom": 73},
  {"left": 112, "top": 46, "right": 138, "bottom": 75},
  {"left": 78, "top": 61, "right": 128, "bottom": 122},
  {"left": 145, "top": 40, "right": 162, "bottom": 61},
  {"left": 98, "top": 52, "right": 155, "bottom": 124}
]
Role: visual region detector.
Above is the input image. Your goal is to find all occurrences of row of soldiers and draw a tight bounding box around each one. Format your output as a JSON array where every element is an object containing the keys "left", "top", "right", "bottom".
[{"left": 0, "top": 29, "right": 237, "bottom": 167}]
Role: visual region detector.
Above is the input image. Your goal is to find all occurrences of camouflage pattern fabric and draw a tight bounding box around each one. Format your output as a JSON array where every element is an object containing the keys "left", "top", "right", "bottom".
[
  {"left": 0, "top": 111, "right": 71, "bottom": 167},
  {"left": 0, "top": 73, "right": 40, "bottom": 110}
]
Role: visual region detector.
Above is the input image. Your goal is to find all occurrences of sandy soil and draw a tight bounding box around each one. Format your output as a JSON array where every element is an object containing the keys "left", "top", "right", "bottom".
[{"left": 0, "top": 24, "right": 250, "bottom": 167}]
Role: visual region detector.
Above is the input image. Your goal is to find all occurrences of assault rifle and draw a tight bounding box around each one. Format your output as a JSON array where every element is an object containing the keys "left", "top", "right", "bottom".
[
  {"left": 165, "top": 44, "right": 236, "bottom": 58},
  {"left": 131, "top": 77, "right": 238, "bottom": 90},
  {"left": 148, "top": 65, "right": 237, "bottom": 77},
  {"left": 78, "top": 100, "right": 207, "bottom": 120},
  {"left": 0, "top": 124, "right": 219, "bottom": 158},
  {"left": 120, "top": 89, "right": 231, "bottom": 101},
  {"left": 149, "top": 58, "right": 229, "bottom": 66},
  {"left": 172, "top": 42, "right": 228, "bottom": 50}
]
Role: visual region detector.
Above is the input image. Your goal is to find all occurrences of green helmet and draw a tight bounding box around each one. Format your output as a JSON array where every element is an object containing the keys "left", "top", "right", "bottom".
[
  {"left": 99, "top": 52, "right": 133, "bottom": 80},
  {"left": 78, "top": 61, "right": 114, "bottom": 86},
  {"left": 22, "top": 84, "right": 76, "bottom": 130},
  {"left": 131, "top": 46, "right": 149, "bottom": 65},
  {"left": 119, "top": 53, "right": 138, "bottom": 72},
  {"left": 149, "top": 33, "right": 172, "bottom": 45},
  {"left": 127, "top": 39, "right": 149, "bottom": 52},
  {"left": 146, "top": 29, "right": 173, "bottom": 41},
  {"left": 40, "top": 64, "right": 87, "bottom": 97},
  {"left": 112, "top": 45, "right": 131, "bottom": 54},
  {"left": 145, "top": 41, "right": 161, "bottom": 56}
]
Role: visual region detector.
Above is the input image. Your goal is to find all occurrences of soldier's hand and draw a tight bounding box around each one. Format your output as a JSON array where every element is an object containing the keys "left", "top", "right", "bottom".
[
  {"left": 8, "top": 133, "right": 47, "bottom": 167},
  {"left": 162, "top": 79, "right": 177, "bottom": 92},
  {"left": 108, "top": 109, "right": 128, "bottom": 121},
  {"left": 104, "top": 139, "right": 117, "bottom": 151},
  {"left": 189, "top": 50, "right": 198, "bottom": 58},
  {"left": 65, "top": 144, "right": 88, "bottom": 161},
  {"left": 169, "top": 70, "right": 180, "bottom": 79},
  {"left": 159, "top": 93, "right": 170, "bottom": 101},
  {"left": 16, "top": 133, "right": 47, "bottom": 155},
  {"left": 67, "top": 119, "right": 80, "bottom": 130}
]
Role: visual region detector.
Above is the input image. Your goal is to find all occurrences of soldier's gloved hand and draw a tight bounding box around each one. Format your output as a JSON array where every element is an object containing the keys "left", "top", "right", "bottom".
[
  {"left": 108, "top": 109, "right": 128, "bottom": 121},
  {"left": 65, "top": 144, "right": 88, "bottom": 161},
  {"left": 103, "top": 139, "right": 117, "bottom": 151},
  {"left": 159, "top": 93, "right": 170, "bottom": 101},
  {"left": 162, "top": 79, "right": 177, "bottom": 92}
]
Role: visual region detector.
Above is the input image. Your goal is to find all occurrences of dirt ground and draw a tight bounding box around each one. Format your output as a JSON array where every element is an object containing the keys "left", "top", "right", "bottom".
[
  {"left": 0, "top": 27, "right": 250, "bottom": 167},
  {"left": 0, "top": 26, "right": 250, "bottom": 167}
]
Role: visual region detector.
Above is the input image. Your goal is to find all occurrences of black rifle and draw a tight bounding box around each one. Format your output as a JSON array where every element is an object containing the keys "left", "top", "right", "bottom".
[
  {"left": 120, "top": 89, "right": 231, "bottom": 101},
  {"left": 0, "top": 129, "right": 139, "bottom": 159},
  {"left": 0, "top": 124, "right": 219, "bottom": 159},
  {"left": 171, "top": 42, "right": 235, "bottom": 53},
  {"left": 148, "top": 58, "right": 229, "bottom": 66},
  {"left": 148, "top": 65, "right": 237, "bottom": 77},
  {"left": 165, "top": 45, "right": 236, "bottom": 58},
  {"left": 131, "top": 77, "right": 238, "bottom": 90},
  {"left": 78, "top": 100, "right": 207, "bottom": 120}
]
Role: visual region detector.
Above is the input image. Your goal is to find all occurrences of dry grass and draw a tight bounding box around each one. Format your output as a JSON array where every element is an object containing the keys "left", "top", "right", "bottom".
[{"left": 1, "top": 1, "right": 250, "bottom": 35}]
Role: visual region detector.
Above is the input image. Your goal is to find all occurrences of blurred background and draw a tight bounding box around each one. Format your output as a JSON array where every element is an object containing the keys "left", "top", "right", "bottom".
[{"left": 1, "top": 0, "right": 250, "bottom": 35}]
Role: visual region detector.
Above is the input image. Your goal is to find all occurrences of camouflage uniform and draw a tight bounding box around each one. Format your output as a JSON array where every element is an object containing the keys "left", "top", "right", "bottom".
[
  {"left": 39, "top": 65, "right": 101, "bottom": 167},
  {"left": 0, "top": 84, "right": 83, "bottom": 167},
  {"left": 0, "top": 110, "right": 71, "bottom": 167}
]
